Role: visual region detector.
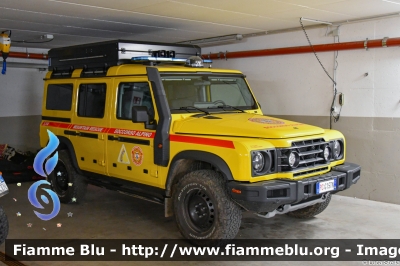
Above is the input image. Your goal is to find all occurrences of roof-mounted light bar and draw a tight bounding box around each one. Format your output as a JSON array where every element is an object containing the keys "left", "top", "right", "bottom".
[
  {"left": 132, "top": 56, "right": 186, "bottom": 63},
  {"left": 131, "top": 56, "right": 212, "bottom": 68}
]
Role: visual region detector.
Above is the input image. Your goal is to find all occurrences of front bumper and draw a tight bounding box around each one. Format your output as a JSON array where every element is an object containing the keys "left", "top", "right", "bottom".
[{"left": 228, "top": 163, "right": 361, "bottom": 213}]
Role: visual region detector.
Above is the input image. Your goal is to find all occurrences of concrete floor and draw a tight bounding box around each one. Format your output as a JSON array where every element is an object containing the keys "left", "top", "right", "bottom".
[{"left": 1, "top": 182, "right": 400, "bottom": 266}]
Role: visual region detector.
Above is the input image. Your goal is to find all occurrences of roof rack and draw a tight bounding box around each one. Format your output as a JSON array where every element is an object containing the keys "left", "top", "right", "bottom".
[{"left": 48, "top": 40, "right": 201, "bottom": 77}]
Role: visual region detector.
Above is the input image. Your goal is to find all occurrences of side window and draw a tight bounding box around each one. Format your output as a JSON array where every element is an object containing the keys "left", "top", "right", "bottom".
[
  {"left": 46, "top": 84, "right": 73, "bottom": 111},
  {"left": 117, "top": 82, "right": 153, "bottom": 120},
  {"left": 77, "top": 83, "right": 107, "bottom": 118}
]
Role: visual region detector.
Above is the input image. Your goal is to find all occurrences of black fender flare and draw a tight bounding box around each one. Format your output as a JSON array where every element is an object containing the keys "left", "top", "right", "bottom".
[
  {"left": 56, "top": 136, "right": 82, "bottom": 174},
  {"left": 165, "top": 150, "right": 233, "bottom": 197}
]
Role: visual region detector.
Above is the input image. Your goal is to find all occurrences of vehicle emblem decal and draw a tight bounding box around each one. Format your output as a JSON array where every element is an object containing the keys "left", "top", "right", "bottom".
[
  {"left": 131, "top": 146, "right": 144, "bottom": 166},
  {"left": 248, "top": 118, "right": 285, "bottom": 125}
]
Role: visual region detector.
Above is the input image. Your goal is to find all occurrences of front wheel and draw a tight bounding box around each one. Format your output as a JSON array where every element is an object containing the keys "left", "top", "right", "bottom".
[
  {"left": 173, "top": 170, "right": 242, "bottom": 246},
  {"left": 0, "top": 206, "right": 8, "bottom": 245},
  {"left": 47, "top": 150, "right": 88, "bottom": 204}
]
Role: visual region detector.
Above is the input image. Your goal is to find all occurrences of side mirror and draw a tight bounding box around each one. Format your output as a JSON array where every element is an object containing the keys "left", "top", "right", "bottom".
[
  {"left": 131, "top": 106, "right": 156, "bottom": 130},
  {"left": 132, "top": 106, "right": 149, "bottom": 123}
]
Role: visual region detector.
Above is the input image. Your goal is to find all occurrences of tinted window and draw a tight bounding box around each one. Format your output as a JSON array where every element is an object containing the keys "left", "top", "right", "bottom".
[
  {"left": 46, "top": 84, "right": 73, "bottom": 111},
  {"left": 117, "top": 82, "right": 153, "bottom": 120},
  {"left": 77, "top": 83, "right": 106, "bottom": 118}
]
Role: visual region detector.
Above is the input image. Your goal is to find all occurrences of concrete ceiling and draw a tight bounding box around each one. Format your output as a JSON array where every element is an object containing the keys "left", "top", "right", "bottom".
[{"left": 2, "top": 0, "right": 400, "bottom": 49}]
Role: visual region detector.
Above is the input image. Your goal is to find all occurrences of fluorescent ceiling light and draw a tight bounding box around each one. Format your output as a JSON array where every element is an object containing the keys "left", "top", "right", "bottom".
[
  {"left": 300, "top": 17, "right": 333, "bottom": 25},
  {"left": 179, "top": 34, "right": 243, "bottom": 46},
  {"left": 382, "top": 0, "right": 400, "bottom": 5}
]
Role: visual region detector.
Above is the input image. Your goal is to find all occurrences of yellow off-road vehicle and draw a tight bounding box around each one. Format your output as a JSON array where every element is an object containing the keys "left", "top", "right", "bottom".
[{"left": 40, "top": 40, "right": 360, "bottom": 244}]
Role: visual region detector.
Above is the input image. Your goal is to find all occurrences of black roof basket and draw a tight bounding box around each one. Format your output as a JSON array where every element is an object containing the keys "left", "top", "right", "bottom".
[{"left": 48, "top": 40, "right": 201, "bottom": 77}]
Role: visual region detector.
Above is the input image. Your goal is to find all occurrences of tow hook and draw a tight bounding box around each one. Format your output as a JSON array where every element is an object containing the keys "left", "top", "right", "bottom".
[{"left": 256, "top": 193, "right": 329, "bottom": 219}]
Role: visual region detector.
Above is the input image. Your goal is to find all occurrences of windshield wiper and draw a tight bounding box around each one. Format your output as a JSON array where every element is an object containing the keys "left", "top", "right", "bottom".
[
  {"left": 213, "top": 104, "right": 245, "bottom": 113},
  {"left": 173, "top": 106, "right": 210, "bottom": 115}
]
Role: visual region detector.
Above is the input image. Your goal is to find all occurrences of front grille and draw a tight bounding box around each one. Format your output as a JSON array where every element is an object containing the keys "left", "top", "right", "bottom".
[
  {"left": 293, "top": 167, "right": 329, "bottom": 177},
  {"left": 278, "top": 138, "right": 328, "bottom": 173}
]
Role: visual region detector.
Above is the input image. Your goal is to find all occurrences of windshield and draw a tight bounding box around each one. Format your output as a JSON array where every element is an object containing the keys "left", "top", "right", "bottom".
[{"left": 160, "top": 74, "right": 257, "bottom": 113}]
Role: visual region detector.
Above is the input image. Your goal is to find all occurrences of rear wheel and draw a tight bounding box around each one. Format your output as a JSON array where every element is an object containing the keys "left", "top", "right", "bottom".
[
  {"left": 286, "top": 194, "right": 332, "bottom": 219},
  {"left": 173, "top": 170, "right": 242, "bottom": 246},
  {"left": 48, "top": 150, "right": 87, "bottom": 204}
]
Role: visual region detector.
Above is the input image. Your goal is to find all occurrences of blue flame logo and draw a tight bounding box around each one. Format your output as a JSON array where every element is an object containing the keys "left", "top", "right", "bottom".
[
  {"left": 29, "top": 130, "right": 61, "bottom": 221},
  {"left": 28, "top": 180, "right": 60, "bottom": 221},
  {"left": 33, "top": 130, "right": 59, "bottom": 177}
]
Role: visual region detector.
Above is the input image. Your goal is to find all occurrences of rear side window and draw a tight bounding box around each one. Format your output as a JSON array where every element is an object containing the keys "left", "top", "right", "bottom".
[
  {"left": 46, "top": 84, "right": 73, "bottom": 111},
  {"left": 77, "top": 83, "right": 107, "bottom": 118}
]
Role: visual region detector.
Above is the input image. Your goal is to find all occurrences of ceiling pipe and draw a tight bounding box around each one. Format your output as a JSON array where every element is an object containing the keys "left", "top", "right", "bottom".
[
  {"left": 203, "top": 37, "right": 400, "bottom": 60},
  {"left": 1, "top": 36, "right": 398, "bottom": 62},
  {"left": 0, "top": 51, "right": 48, "bottom": 60}
]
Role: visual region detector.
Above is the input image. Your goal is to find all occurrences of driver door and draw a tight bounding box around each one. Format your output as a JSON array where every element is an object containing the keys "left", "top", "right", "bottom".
[{"left": 106, "top": 78, "right": 158, "bottom": 187}]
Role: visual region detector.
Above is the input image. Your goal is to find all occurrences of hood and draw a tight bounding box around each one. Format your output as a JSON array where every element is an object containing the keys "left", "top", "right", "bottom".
[{"left": 172, "top": 113, "right": 325, "bottom": 139}]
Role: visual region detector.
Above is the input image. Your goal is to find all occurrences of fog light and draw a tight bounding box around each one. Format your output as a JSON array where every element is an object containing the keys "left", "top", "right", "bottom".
[{"left": 323, "top": 146, "right": 331, "bottom": 161}]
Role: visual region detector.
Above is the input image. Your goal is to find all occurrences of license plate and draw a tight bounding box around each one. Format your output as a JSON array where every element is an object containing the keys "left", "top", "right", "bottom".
[
  {"left": 0, "top": 175, "right": 9, "bottom": 195},
  {"left": 316, "top": 179, "right": 337, "bottom": 194}
]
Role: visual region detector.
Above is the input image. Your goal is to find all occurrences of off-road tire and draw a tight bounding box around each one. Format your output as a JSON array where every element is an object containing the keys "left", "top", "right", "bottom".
[
  {"left": 173, "top": 170, "right": 242, "bottom": 246},
  {"left": 286, "top": 193, "right": 332, "bottom": 219},
  {"left": 48, "top": 150, "right": 87, "bottom": 204},
  {"left": 0, "top": 206, "right": 9, "bottom": 245}
]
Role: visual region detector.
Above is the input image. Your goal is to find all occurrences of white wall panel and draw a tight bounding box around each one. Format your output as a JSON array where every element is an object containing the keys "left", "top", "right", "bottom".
[
  {"left": 374, "top": 88, "right": 400, "bottom": 117},
  {"left": 336, "top": 49, "right": 375, "bottom": 90},
  {"left": 340, "top": 88, "right": 375, "bottom": 117},
  {"left": 0, "top": 67, "right": 45, "bottom": 117},
  {"left": 374, "top": 47, "right": 400, "bottom": 89},
  {"left": 204, "top": 16, "right": 400, "bottom": 118}
]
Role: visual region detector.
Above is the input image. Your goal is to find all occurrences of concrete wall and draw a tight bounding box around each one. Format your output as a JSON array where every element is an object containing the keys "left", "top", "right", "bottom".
[
  {"left": 203, "top": 16, "right": 400, "bottom": 205},
  {"left": 0, "top": 49, "right": 47, "bottom": 151}
]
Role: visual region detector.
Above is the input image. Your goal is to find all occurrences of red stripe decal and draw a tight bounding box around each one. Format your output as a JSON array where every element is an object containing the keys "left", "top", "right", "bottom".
[
  {"left": 170, "top": 135, "right": 235, "bottom": 149},
  {"left": 42, "top": 121, "right": 155, "bottom": 139},
  {"left": 107, "top": 128, "right": 155, "bottom": 138},
  {"left": 41, "top": 121, "right": 70, "bottom": 128},
  {"left": 70, "top": 124, "right": 107, "bottom": 133}
]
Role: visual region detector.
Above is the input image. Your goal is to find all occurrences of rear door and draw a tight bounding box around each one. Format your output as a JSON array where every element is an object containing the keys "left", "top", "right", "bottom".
[{"left": 67, "top": 80, "right": 110, "bottom": 175}]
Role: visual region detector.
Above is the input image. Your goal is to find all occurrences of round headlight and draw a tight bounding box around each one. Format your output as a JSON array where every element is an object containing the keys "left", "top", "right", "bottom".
[
  {"left": 333, "top": 140, "right": 342, "bottom": 159},
  {"left": 288, "top": 151, "right": 300, "bottom": 168},
  {"left": 252, "top": 152, "right": 265, "bottom": 172},
  {"left": 323, "top": 146, "right": 331, "bottom": 161}
]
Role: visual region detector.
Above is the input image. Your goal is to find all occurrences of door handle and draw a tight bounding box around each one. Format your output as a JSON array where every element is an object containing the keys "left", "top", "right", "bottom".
[
  {"left": 64, "top": 130, "right": 79, "bottom": 136},
  {"left": 108, "top": 135, "right": 119, "bottom": 141}
]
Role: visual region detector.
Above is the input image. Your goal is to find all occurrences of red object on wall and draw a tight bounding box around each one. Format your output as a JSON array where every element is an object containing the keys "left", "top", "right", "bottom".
[{"left": 0, "top": 51, "right": 48, "bottom": 60}]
